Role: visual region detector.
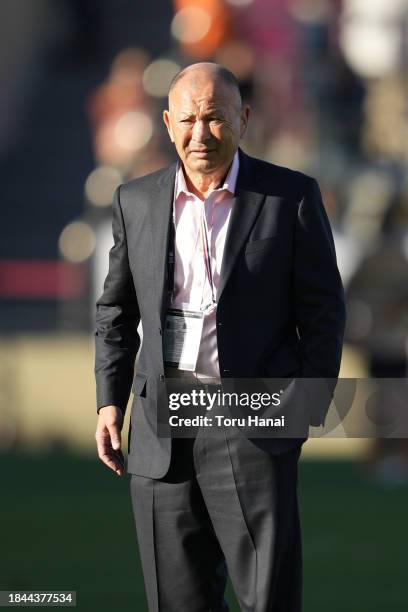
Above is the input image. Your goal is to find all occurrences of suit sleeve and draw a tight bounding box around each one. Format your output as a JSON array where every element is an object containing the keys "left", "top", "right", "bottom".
[
  {"left": 293, "top": 177, "right": 346, "bottom": 425},
  {"left": 94, "top": 185, "right": 141, "bottom": 414}
]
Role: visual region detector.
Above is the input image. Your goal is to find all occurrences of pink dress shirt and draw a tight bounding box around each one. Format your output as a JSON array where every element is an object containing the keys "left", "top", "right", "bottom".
[{"left": 170, "top": 151, "right": 240, "bottom": 379}]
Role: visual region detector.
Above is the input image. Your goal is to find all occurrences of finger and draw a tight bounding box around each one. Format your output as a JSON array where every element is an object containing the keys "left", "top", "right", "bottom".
[
  {"left": 96, "top": 434, "right": 117, "bottom": 465},
  {"left": 100, "top": 450, "right": 123, "bottom": 474},
  {"left": 95, "top": 427, "right": 124, "bottom": 475},
  {"left": 95, "top": 430, "right": 110, "bottom": 453},
  {"left": 107, "top": 424, "right": 121, "bottom": 451}
]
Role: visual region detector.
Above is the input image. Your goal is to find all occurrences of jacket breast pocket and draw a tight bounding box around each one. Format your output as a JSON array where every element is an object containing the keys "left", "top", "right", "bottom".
[
  {"left": 245, "top": 236, "right": 277, "bottom": 254},
  {"left": 132, "top": 372, "right": 147, "bottom": 398}
]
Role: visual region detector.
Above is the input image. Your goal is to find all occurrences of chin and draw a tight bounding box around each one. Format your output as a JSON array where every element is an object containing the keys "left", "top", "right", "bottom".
[{"left": 192, "top": 156, "right": 219, "bottom": 171}]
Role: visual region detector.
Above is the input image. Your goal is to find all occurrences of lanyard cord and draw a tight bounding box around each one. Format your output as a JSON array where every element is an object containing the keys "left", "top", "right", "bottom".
[
  {"left": 167, "top": 169, "right": 179, "bottom": 306},
  {"left": 167, "top": 219, "right": 176, "bottom": 306},
  {"left": 200, "top": 205, "right": 216, "bottom": 307}
]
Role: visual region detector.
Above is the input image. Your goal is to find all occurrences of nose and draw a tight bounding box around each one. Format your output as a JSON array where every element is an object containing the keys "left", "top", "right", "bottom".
[{"left": 191, "top": 119, "right": 211, "bottom": 144}]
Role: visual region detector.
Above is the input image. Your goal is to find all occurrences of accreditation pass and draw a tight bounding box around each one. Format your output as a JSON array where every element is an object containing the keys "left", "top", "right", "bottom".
[{"left": 163, "top": 308, "right": 204, "bottom": 371}]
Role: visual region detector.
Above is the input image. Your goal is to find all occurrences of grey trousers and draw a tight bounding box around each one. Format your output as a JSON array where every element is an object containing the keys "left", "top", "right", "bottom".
[{"left": 129, "top": 421, "right": 302, "bottom": 612}]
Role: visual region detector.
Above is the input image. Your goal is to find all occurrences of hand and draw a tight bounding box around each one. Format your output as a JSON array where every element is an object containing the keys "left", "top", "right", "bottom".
[{"left": 95, "top": 405, "right": 125, "bottom": 476}]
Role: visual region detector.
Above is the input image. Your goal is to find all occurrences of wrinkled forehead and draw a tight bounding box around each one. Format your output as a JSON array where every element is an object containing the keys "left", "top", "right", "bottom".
[{"left": 169, "top": 76, "right": 239, "bottom": 114}]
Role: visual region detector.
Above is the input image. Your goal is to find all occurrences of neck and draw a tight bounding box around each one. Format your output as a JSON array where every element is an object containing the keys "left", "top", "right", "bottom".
[{"left": 182, "top": 160, "right": 232, "bottom": 200}]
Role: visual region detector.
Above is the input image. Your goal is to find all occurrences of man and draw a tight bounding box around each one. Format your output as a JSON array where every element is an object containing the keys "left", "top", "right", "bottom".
[{"left": 95, "top": 63, "right": 346, "bottom": 611}]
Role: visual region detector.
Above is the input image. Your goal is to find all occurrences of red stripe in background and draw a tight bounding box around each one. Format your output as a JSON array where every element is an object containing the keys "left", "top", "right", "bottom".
[{"left": 0, "top": 260, "right": 87, "bottom": 299}]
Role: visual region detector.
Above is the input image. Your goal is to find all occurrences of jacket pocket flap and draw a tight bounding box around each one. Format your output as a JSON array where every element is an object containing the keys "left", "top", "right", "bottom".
[{"left": 132, "top": 372, "right": 147, "bottom": 396}]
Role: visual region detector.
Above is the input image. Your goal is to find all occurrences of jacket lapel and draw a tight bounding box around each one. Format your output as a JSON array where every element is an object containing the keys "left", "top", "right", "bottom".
[
  {"left": 217, "top": 149, "right": 265, "bottom": 301},
  {"left": 148, "top": 162, "right": 177, "bottom": 326}
]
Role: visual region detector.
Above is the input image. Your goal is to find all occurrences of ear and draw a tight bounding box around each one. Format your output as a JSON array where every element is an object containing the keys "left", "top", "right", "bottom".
[
  {"left": 163, "top": 110, "right": 174, "bottom": 143},
  {"left": 239, "top": 105, "right": 250, "bottom": 138}
]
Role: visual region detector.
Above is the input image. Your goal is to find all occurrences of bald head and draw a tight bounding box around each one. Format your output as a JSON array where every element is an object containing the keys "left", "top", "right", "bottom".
[
  {"left": 168, "top": 63, "right": 242, "bottom": 110},
  {"left": 163, "top": 62, "right": 250, "bottom": 188}
]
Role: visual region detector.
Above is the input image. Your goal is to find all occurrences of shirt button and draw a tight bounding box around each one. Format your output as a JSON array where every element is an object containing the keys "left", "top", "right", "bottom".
[{"left": 217, "top": 322, "right": 223, "bottom": 327}]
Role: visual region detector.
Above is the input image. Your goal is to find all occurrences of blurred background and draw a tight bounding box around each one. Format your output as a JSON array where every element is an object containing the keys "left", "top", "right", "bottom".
[{"left": 0, "top": 0, "right": 407, "bottom": 610}]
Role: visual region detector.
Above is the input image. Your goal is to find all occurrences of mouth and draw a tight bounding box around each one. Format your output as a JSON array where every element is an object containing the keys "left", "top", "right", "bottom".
[{"left": 189, "top": 149, "right": 215, "bottom": 156}]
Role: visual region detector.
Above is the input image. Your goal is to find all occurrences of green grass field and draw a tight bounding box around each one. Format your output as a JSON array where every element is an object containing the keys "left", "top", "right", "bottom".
[{"left": 1, "top": 452, "right": 407, "bottom": 611}]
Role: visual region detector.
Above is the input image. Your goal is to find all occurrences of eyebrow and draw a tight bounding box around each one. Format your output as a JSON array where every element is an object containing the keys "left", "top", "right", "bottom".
[{"left": 179, "top": 109, "right": 225, "bottom": 120}]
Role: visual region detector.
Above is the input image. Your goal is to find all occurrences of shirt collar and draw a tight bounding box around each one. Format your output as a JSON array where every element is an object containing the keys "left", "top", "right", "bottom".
[{"left": 175, "top": 150, "right": 240, "bottom": 199}]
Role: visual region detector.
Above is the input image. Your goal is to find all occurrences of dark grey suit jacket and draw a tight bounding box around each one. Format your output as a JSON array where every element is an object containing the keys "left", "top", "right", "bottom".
[{"left": 95, "top": 148, "right": 346, "bottom": 477}]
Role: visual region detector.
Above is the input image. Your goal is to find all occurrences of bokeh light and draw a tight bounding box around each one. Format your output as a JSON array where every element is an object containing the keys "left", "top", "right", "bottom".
[
  {"left": 85, "top": 166, "right": 122, "bottom": 207},
  {"left": 171, "top": 7, "right": 212, "bottom": 44},
  {"left": 142, "top": 58, "right": 181, "bottom": 97},
  {"left": 340, "top": 0, "right": 406, "bottom": 78},
  {"left": 110, "top": 47, "right": 150, "bottom": 84},
  {"left": 59, "top": 222, "right": 96, "bottom": 263},
  {"left": 114, "top": 111, "right": 153, "bottom": 152},
  {"left": 215, "top": 42, "right": 254, "bottom": 81}
]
